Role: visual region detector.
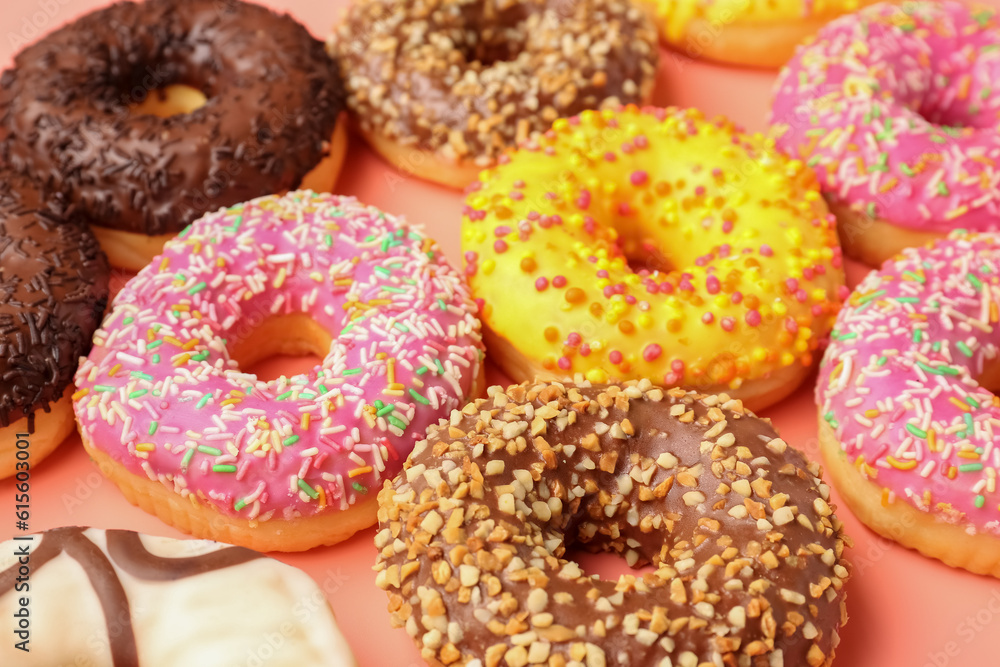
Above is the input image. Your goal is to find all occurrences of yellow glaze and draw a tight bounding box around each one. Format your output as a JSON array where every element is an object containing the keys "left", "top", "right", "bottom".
[
  {"left": 655, "top": 0, "right": 865, "bottom": 40},
  {"left": 462, "top": 106, "right": 845, "bottom": 397}
]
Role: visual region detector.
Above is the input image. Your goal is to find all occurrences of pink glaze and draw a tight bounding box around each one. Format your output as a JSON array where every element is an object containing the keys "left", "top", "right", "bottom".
[
  {"left": 818, "top": 233, "right": 1000, "bottom": 533},
  {"left": 73, "top": 191, "right": 483, "bottom": 522},
  {"left": 770, "top": 1, "right": 1000, "bottom": 231}
]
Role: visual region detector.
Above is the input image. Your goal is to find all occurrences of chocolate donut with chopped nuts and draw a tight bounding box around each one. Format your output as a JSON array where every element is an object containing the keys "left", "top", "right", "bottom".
[
  {"left": 376, "top": 379, "right": 851, "bottom": 667},
  {"left": 0, "top": 0, "right": 345, "bottom": 270},
  {"left": 331, "top": 0, "right": 658, "bottom": 188}
]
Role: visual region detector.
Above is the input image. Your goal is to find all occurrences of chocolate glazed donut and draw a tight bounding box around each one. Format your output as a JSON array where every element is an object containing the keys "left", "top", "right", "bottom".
[
  {"left": 0, "top": 176, "right": 108, "bottom": 428},
  {"left": 376, "top": 380, "right": 851, "bottom": 667},
  {"left": 0, "top": 0, "right": 343, "bottom": 237}
]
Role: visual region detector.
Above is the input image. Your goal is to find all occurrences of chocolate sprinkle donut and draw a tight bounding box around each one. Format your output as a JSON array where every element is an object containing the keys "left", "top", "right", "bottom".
[
  {"left": 376, "top": 379, "right": 851, "bottom": 667},
  {"left": 0, "top": 0, "right": 343, "bottom": 236},
  {"left": 333, "top": 0, "right": 658, "bottom": 168},
  {"left": 0, "top": 176, "right": 109, "bottom": 427}
]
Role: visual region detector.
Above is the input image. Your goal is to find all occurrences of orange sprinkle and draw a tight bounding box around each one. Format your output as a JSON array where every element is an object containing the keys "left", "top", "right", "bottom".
[
  {"left": 991, "top": 302, "right": 998, "bottom": 323},
  {"left": 317, "top": 486, "right": 327, "bottom": 509},
  {"left": 958, "top": 74, "right": 971, "bottom": 100},
  {"left": 388, "top": 358, "right": 396, "bottom": 385},
  {"left": 947, "top": 466, "right": 958, "bottom": 480},
  {"left": 159, "top": 257, "right": 170, "bottom": 271},
  {"left": 71, "top": 388, "right": 90, "bottom": 401},
  {"left": 183, "top": 339, "right": 199, "bottom": 350},
  {"left": 135, "top": 443, "right": 155, "bottom": 452},
  {"left": 887, "top": 456, "right": 917, "bottom": 470},
  {"left": 864, "top": 409, "right": 880, "bottom": 418},
  {"left": 164, "top": 336, "right": 184, "bottom": 347},
  {"left": 220, "top": 398, "right": 241, "bottom": 407},
  {"left": 881, "top": 488, "right": 891, "bottom": 507},
  {"left": 957, "top": 450, "right": 980, "bottom": 460},
  {"left": 928, "top": 429, "right": 937, "bottom": 452},
  {"left": 334, "top": 279, "right": 354, "bottom": 286},
  {"left": 949, "top": 397, "right": 972, "bottom": 412},
  {"left": 349, "top": 466, "right": 373, "bottom": 478},
  {"left": 172, "top": 353, "right": 191, "bottom": 367},
  {"left": 108, "top": 364, "right": 122, "bottom": 377},
  {"left": 301, "top": 413, "right": 311, "bottom": 430}
]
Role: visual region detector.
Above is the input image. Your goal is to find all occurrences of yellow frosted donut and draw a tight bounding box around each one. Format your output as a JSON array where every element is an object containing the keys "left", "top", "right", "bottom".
[
  {"left": 650, "top": 0, "right": 882, "bottom": 68},
  {"left": 461, "top": 106, "right": 847, "bottom": 411}
]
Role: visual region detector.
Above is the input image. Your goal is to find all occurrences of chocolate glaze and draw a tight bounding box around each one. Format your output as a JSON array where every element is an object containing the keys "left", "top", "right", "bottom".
[
  {"left": 0, "top": 528, "right": 268, "bottom": 667},
  {"left": 334, "top": 0, "right": 658, "bottom": 164},
  {"left": 377, "top": 380, "right": 851, "bottom": 666},
  {"left": 0, "top": 0, "right": 343, "bottom": 236},
  {"left": 0, "top": 175, "right": 109, "bottom": 427}
]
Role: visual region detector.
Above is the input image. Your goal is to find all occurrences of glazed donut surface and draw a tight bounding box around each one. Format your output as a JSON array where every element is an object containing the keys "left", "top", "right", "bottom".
[{"left": 377, "top": 379, "right": 851, "bottom": 667}]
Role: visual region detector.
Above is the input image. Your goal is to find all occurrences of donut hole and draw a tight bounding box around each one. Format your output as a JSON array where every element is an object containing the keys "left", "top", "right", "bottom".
[
  {"left": 129, "top": 83, "right": 208, "bottom": 118},
  {"left": 228, "top": 313, "right": 332, "bottom": 382},
  {"left": 569, "top": 548, "right": 656, "bottom": 580}
]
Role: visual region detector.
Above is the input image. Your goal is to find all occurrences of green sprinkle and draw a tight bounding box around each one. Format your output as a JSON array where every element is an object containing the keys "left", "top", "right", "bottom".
[
  {"left": 212, "top": 464, "right": 237, "bottom": 473},
  {"left": 324, "top": 234, "right": 333, "bottom": 247},
  {"left": 937, "top": 182, "right": 950, "bottom": 196},
  {"left": 913, "top": 329, "right": 922, "bottom": 343},
  {"left": 415, "top": 366, "right": 429, "bottom": 375},
  {"left": 956, "top": 341, "right": 974, "bottom": 357},
  {"left": 932, "top": 341, "right": 941, "bottom": 352},
  {"left": 188, "top": 281, "right": 207, "bottom": 295},
  {"left": 959, "top": 463, "right": 984, "bottom": 473},
  {"left": 343, "top": 368, "right": 362, "bottom": 376},
  {"left": 900, "top": 163, "right": 915, "bottom": 176},
  {"left": 930, "top": 134, "right": 948, "bottom": 144},
  {"left": 837, "top": 332, "right": 858, "bottom": 341},
  {"left": 905, "top": 423, "right": 928, "bottom": 439},
  {"left": 965, "top": 413, "right": 975, "bottom": 437},
  {"left": 123, "top": 317, "right": 134, "bottom": 325},
  {"left": 967, "top": 396, "right": 981, "bottom": 409},
  {"left": 128, "top": 389, "right": 148, "bottom": 399},
  {"left": 382, "top": 286, "right": 406, "bottom": 294},
  {"left": 94, "top": 385, "right": 115, "bottom": 393},
  {"left": 968, "top": 273, "right": 984, "bottom": 291},
  {"left": 388, "top": 415, "right": 407, "bottom": 430},
  {"left": 895, "top": 297, "right": 920, "bottom": 303},
  {"left": 352, "top": 482, "right": 368, "bottom": 494},
  {"left": 234, "top": 499, "right": 247, "bottom": 511},
  {"left": 437, "top": 298, "right": 447, "bottom": 311},
  {"left": 374, "top": 266, "right": 392, "bottom": 278},
  {"left": 151, "top": 354, "right": 161, "bottom": 363},
  {"left": 381, "top": 237, "right": 390, "bottom": 253},
  {"left": 146, "top": 339, "right": 163, "bottom": 350},
  {"left": 376, "top": 404, "right": 395, "bottom": 416},
  {"left": 409, "top": 388, "right": 430, "bottom": 405},
  {"left": 877, "top": 356, "right": 888, "bottom": 366},
  {"left": 902, "top": 270, "right": 925, "bottom": 283},
  {"left": 975, "top": 495, "right": 986, "bottom": 509},
  {"left": 191, "top": 351, "right": 209, "bottom": 362},
  {"left": 297, "top": 479, "right": 320, "bottom": 499},
  {"left": 149, "top": 421, "right": 158, "bottom": 435},
  {"left": 858, "top": 289, "right": 886, "bottom": 304},
  {"left": 197, "top": 445, "right": 222, "bottom": 455},
  {"left": 181, "top": 449, "right": 195, "bottom": 470},
  {"left": 196, "top": 394, "right": 211, "bottom": 409},
  {"left": 917, "top": 361, "right": 960, "bottom": 376},
  {"left": 434, "top": 359, "right": 446, "bottom": 375},
  {"left": 283, "top": 435, "right": 300, "bottom": 446},
  {"left": 318, "top": 384, "right": 329, "bottom": 394},
  {"left": 393, "top": 322, "right": 410, "bottom": 332}
]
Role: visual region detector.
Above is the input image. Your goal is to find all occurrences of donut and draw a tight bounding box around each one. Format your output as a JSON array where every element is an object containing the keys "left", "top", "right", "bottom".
[
  {"left": 0, "top": 175, "right": 109, "bottom": 480},
  {"left": 769, "top": 1, "right": 1000, "bottom": 266},
  {"left": 817, "top": 232, "right": 1000, "bottom": 577},
  {"left": 73, "top": 191, "right": 484, "bottom": 552},
  {"left": 376, "top": 379, "right": 851, "bottom": 667},
  {"left": 462, "top": 106, "right": 846, "bottom": 411},
  {"left": 330, "top": 0, "right": 658, "bottom": 189},
  {"left": 0, "top": 0, "right": 347, "bottom": 271},
  {"left": 648, "top": 0, "right": 880, "bottom": 68},
  {"left": 0, "top": 526, "right": 357, "bottom": 665}
]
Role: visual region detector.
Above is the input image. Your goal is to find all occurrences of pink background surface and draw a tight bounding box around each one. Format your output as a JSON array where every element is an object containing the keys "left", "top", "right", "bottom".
[{"left": 3, "top": 1, "right": 1000, "bottom": 665}]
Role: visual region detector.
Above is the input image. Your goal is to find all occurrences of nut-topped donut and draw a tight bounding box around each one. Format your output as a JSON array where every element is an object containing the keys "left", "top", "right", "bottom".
[
  {"left": 331, "top": 0, "right": 658, "bottom": 188},
  {"left": 0, "top": 0, "right": 346, "bottom": 270},
  {"left": 376, "top": 379, "right": 851, "bottom": 667},
  {"left": 462, "top": 106, "right": 847, "bottom": 411}
]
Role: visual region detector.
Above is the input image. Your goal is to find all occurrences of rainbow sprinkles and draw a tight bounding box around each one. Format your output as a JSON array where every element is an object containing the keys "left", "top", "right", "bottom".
[{"left": 73, "top": 191, "right": 483, "bottom": 547}]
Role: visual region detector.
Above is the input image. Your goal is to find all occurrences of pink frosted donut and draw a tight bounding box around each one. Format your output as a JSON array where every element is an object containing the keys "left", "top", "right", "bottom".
[
  {"left": 817, "top": 232, "right": 1000, "bottom": 576},
  {"left": 73, "top": 191, "right": 484, "bottom": 552},
  {"left": 769, "top": 1, "right": 1000, "bottom": 266}
]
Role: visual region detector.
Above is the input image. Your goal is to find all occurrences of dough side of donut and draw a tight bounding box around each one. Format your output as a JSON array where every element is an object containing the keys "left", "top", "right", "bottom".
[
  {"left": 81, "top": 439, "right": 382, "bottom": 552},
  {"left": 828, "top": 201, "right": 948, "bottom": 267},
  {"left": 0, "top": 388, "right": 74, "bottom": 479},
  {"left": 818, "top": 420, "right": 1000, "bottom": 578}
]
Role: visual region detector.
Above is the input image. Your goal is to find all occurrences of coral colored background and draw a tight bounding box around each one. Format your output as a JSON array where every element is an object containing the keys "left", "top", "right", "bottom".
[{"left": 3, "top": 1, "right": 1000, "bottom": 665}]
